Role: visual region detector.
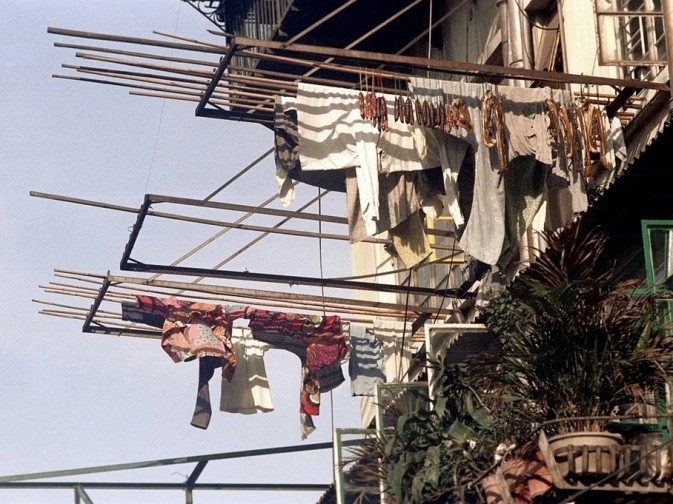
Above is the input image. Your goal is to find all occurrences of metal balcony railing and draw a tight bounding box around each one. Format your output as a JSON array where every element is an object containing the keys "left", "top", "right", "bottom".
[{"left": 183, "top": 0, "right": 293, "bottom": 73}]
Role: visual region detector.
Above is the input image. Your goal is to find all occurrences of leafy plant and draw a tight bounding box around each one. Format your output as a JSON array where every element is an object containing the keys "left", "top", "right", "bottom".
[
  {"left": 344, "top": 222, "right": 673, "bottom": 503},
  {"left": 479, "top": 223, "right": 673, "bottom": 434},
  {"left": 344, "top": 354, "right": 511, "bottom": 504}
]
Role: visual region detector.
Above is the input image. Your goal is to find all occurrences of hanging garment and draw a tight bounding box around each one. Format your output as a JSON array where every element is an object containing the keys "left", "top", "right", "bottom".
[
  {"left": 389, "top": 211, "right": 432, "bottom": 268},
  {"left": 545, "top": 146, "right": 588, "bottom": 230},
  {"left": 497, "top": 156, "right": 547, "bottom": 275},
  {"left": 295, "top": 83, "right": 455, "bottom": 236},
  {"left": 273, "top": 96, "right": 347, "bottom": 207},
  {"left": 274, "top": 97, "right": 300, "bottom": 207},
  {"left": 131, "top": 296, "right": 246, "bottom": 429},
  {"left": 121, "top": 300, "right": 165, "bottom": 328},
  {"left": 344, "top": 168, "right": 432, "bottom": 268},
  {"left": 244, "top": 307, "right": 348, "bottom": 439},
  {"left": 220, "top": 328, "right": 274, "bottom": 415},
  {"left": 409, "top": 78, "right": 578, "bottom": 266},
  {"left": 357, "top": 319, "right": 415, "bottom": 429},
  {"left": 409, "top": 77, "right": 506, "bottom": 265},
  {"left": 423, "top": 128, "right": 470, "bottom": 227},
  {"left": 498, "top": 86, "right": 557, "bottom": 166},
  {"left": 375, "top": 320, "right": 414, "bottom": 383},
  {"left": 348, "top": 322, "right": 385, "bottom": 396}
]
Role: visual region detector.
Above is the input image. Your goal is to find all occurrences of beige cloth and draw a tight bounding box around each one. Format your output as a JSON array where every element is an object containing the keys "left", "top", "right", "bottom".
[{"left": 220, "top": 328, "right": 274, "bottom": 415}]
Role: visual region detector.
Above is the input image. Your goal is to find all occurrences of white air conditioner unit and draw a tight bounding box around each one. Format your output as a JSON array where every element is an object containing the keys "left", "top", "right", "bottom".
[{"left": 424, "top": 323, "right": 496, "bottom": 399}]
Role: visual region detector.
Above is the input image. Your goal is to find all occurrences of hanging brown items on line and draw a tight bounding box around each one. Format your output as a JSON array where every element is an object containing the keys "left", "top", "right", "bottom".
[
  {"left": 572, "top": 102, "right": 593, "bottom": 177},
  {"left": 546, "top": 98, "right": 561, "bottom": 146},
  {"left": 558, "top": 103, "right": 574, "bottom": 160},
  {"left": 481, "top": 89, "right": 508, "bottom": 174},
  {"left": 452, "top": 98, "right": 473, "bottom": 132},
  {"left": 587, "top": 104, "right": 608, "bottom": 172}
]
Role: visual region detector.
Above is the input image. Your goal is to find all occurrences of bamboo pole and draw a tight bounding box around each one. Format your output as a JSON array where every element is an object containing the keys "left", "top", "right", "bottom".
[
  {"left": 50, "top": 269, "right": 437, "bottom": 314},
  {"left": 65, "top": 46, "right": 219, "bottom": 67},
  {"left": 104, "top": 273, "right": 451, "bottom": 316},
  {"left": 66, "top": 68, "right": 279, "bottom": 102},
  {"left": 63, "top": 63, "right": 212, "bottom": 87},
  {"left": 48, "top": 27, "right": 225, "bottom": 54},
  {"left": 73, "top": 52, "right": 214, "bottom": 78},
  {"left": 48, "top": 275, "right": 405, "bottom": 319}
]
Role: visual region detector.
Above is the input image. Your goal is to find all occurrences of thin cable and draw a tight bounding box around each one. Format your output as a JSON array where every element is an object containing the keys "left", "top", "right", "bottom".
[
  {"left": 143, "top": 2, "right": 183, "bottom": 194},
  {"left": 398, "top": 270, "right": 414, "bottom": 379},
  {"left": 432, "top": 231, "right": 459, "bottom": 323},
  {"left": 144, "top": 96, "right": 167, "bottom": 194},
  {"left": 203, "top": 147, "right": 274, "bottom": 201},
  {"left": 317, "top": 188, "right": 326, "bottom": 314},
  {"left": 317, "top": 188, "right": 336, "bottom": 449},
  {"left": 427, "top": 0, "right": 433, "bottom": 60}
]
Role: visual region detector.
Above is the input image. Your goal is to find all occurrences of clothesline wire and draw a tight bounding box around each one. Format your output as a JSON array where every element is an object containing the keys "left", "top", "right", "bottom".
[
  {"left": 316, "top": 187, "right": 337, "bottom": 446},
  {"left": 142, "top": 2, "right": 183, "bottom": 195},
  {"left": 432, "top": 225, "right": 460, "bottom": 324},
  {"left": 398, "top": 270, "right": 414, "bottom": 380},
  {"left": 330, "top": 250, "right": 463, "bottom": 281}
]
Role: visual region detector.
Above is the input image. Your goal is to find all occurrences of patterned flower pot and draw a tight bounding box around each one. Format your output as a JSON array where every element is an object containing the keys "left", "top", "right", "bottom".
[{"left": 548, "top": 431, "right": 623, "bottom": 478}]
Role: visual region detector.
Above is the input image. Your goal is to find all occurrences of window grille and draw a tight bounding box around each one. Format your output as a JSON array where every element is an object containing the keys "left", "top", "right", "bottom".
[{"left": 595, "top": 0, "right": 667, "bottom": 79}]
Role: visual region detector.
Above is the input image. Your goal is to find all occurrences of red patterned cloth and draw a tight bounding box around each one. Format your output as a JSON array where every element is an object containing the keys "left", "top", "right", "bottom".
[
  {"left": 136, "top": 295, "right": 246, "bottom": 380},
  {"left": 244, "top": 307, "right": 348, "bottom": 437},
  {"left": 133, "top": 296, "right": 247, "bottom": 430}
]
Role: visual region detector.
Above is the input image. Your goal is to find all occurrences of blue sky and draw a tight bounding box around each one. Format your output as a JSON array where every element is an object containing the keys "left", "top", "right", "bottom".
[{"left": 0, "top": 2, "right": 362, "bottom": 502}]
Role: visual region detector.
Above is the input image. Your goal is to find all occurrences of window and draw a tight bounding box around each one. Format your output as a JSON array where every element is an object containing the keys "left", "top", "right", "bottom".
[{"left": 595, "top": 0, "right": 666, "bottom": 79}]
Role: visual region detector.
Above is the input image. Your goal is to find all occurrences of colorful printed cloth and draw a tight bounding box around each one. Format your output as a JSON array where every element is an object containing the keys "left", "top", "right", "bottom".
[
  {"left": 244, "top": 307, "right": 348, "bottom": 438},
  {"left": 136, "top": 295, "right": 246, "bottom": 381},
  {"left": 131, "top": 296, "right": 246, "bottom": 429}
]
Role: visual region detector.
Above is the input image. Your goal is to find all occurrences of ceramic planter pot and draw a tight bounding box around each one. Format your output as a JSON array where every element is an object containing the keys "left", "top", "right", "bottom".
[{"left": 548, "top": 431, "right": 623, "bottom": 478}]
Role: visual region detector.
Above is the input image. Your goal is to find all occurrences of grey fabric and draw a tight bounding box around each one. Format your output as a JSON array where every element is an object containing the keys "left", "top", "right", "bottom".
[
  {"left": 409, "top": 77, "right": 506, "bottom": 265},
  {"left": 190, "top": 356, "right": 222, "bottom": 430},
  {"left": 498, "top": 156, "right": 548, "bottom": 273},
  {"left": 273, "top": 101, "right": 346, "bottom": 193},
  {"left": 121, "top": 301, "right": 164, "bottom": 328},
  {"left": 348, "top": 323, "right": 385, "bottom": 396}
]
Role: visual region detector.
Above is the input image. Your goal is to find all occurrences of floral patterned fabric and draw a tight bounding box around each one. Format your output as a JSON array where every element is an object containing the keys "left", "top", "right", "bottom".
[
  {"left": 244, "top": 307, "right": 348, "bottom": 438},
  {"left": 136, "top": 295, "right": 246, "bottom": 381},
  {"left": 131, "top": 296, "right": 247, "bottom": 429}
]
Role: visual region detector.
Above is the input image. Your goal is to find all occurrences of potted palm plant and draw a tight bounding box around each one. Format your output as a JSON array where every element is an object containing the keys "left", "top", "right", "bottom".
[
  {"left": 343, "top": 223, "right": 673, "bottom": 501},
  {"left": 479, "top": 222, "right": 673, "bottom": 478}
]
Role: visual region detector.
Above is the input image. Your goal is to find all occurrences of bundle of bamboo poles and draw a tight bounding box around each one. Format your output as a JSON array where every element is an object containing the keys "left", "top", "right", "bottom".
[{"left": 35, "top": 269, "right": 459, "bottom": 343}]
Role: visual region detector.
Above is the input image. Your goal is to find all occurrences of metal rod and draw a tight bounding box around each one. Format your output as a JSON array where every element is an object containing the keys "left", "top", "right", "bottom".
[
  {"left": 0, "top": 442, "right": 335, "bottom": 483},
  {"left": 663, "top": 0, "right": 673, "bottom": 110},
  {"left": 75, "top": 485, "right": 94, "bottom": 504},
  {"left": 232, "top": 36, "right": 670, "bottom": 91},
  {"left": 185, "top": 461, "right": 208, "bottom": 490},
  {"left": 196, "top": 42, "right": 238, "bottom": 115},
  {"left": 121, "top": 261, "right": 467, "bottom": 298},
  {"left": 204, "top": 148, "right": 273, "bottom": 201},
  {"left": 147, "top": 193, "right": 347, "bottom": 224},
  {"left": 119, "top": 195, "right": 151, "bottom": 268},
  {"left": 82, "top": 279, "right": 112, "bottom": 333},
  {"left": 0, "top": 481, "right": 330, "bottom": 491}
]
